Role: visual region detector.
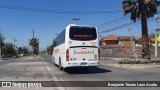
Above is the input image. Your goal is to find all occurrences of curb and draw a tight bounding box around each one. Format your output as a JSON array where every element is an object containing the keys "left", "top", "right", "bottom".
[{"left": 107, "top": 64, "right": 160, "bottom": 69}]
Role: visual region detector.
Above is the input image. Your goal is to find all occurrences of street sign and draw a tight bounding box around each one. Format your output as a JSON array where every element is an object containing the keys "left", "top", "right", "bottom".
[{"left": 157, "top": 35, "right": 160, "bottom": 42}]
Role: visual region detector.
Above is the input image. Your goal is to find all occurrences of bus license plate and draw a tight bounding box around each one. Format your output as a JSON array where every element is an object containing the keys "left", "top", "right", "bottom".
[{"left": 81, "top": 62, "right": 87, "bottom": 66}]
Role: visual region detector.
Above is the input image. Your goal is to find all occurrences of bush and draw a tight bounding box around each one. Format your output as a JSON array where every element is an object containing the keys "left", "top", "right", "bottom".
[{"left": 118, "top": 58, "right": 160, "bottom": 64}]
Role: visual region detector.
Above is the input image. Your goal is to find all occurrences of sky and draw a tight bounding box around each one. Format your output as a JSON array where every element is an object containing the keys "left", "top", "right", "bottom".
[{"left": 0, "top": 0, "right": 159, "bottom": 51}]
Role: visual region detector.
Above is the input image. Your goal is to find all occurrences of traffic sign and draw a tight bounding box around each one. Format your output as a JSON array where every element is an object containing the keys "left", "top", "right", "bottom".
[{"left": 157, "top": 35, "right": 160, "bottom": 42}]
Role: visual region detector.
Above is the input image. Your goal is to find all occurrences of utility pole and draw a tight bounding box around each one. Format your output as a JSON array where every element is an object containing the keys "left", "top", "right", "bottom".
[
  {"left": 13, "top": 38, "right": 16, "bottom": 48},
  {"left": 72, "top": 18, "right": 80, "bottom": 25},
  {"left": 32, "top": 29, "right": 35, "bottom": 58},
  {"left": 155, "top": 14, "right": 159, "bottom": 58},
  {"left": 13, "top": 38, "right": 18, "bottom": 56},
  {"left": 33, "top": 29, "right": 34, "bottom": 39},
  {"left": 128, "top": 28, "right": 138, "bottom": 58}
]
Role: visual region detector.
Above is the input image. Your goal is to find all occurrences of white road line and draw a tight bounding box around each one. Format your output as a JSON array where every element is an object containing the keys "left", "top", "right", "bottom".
[{"left": 40, "top": 56, "right": 66, "bottom": 90}]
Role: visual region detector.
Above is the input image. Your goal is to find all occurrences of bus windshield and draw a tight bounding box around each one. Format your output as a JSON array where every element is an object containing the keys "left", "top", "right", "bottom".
[{"left": 69, "top": 26, "right": 97, "bottom": 41}]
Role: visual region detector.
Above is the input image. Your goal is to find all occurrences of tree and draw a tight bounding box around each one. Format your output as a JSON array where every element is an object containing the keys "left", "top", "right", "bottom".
[
  {"left": 18, "top": 47, "right": 23, "bottom": 54},
  {"left": 122, "top": 0, "right": 160, "bottom": 59},
  {"left": 22, "top": 46, "right": 29, "bottom": 55},
  {"left": 0, "top": 33, "right": 5, "bottom": 46},
  {"left": 46, "top": 40, "right": 58, "bottom": 55},
  {"left": 29, "top": 38, "right": 39, "bottom": 56},
  {"left": 0, "top": 33, "right": 5, "bottom": 58},
  {"left": 18, "top": 46, "right": 29, "bottom": 55},
  {"left": 46, "top": 45, "right": 53, "bottom": 55},
  {"left": 2, "top": 43, "right": 16, "bottom": 57}
]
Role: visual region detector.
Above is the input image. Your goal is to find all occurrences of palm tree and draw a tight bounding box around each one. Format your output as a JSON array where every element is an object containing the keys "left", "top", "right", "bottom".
[
  {"left": 0, "top": 33, "right": 5, "bottom": 59},
  {"left": 122, "top": 0, "right": 160, "bottom": 59},
  {"left": 29, "top": 38, "right": 39, "bottom": 56}
]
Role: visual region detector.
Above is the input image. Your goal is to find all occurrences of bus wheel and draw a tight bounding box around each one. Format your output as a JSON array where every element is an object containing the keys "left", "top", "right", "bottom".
[{"left": 59, "top": 59, "right": 63, "bottom": 70}]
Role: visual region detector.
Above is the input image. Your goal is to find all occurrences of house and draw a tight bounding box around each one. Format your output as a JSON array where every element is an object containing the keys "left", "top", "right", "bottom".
[
  {"left": 118, "top": 36, "right": 133, "bottom": 48},
  {"left": 101, "top": 35, "right": 118, "bottom": 45},
  {"left": 100, "top": 35, "right": 134, "bottom": 48},
  {"left": 100, "top": 35, "right": 121, "bottom": 48}
]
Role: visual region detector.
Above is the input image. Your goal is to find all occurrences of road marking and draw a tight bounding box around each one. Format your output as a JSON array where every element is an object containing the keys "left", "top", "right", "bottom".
[
  {"left": 40, "top": 56, "right": 66, "bottom": 90},
  {"left": 41, "top": 58, "right": 54, "bottom": 79}
]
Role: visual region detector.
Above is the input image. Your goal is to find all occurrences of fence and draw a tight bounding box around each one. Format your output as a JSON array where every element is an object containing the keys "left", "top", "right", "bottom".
[{"left": 100, "top": 47, "right": 160, "bottom": 59}]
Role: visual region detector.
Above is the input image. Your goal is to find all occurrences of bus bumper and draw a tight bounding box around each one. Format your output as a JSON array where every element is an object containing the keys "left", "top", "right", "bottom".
[{"left": 64, "top": 61, "right": 99, "bottom": 68}]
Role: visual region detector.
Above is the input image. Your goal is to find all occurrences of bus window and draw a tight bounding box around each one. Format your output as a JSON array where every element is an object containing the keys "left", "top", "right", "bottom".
[{"left": 69, "top": 26, "right": 97, "bottom": 41}]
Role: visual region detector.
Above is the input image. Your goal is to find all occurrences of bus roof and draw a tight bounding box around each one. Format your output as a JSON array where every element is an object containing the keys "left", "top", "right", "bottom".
[{"left": 67, "top": 24, "right": 96, "bottom": 28}]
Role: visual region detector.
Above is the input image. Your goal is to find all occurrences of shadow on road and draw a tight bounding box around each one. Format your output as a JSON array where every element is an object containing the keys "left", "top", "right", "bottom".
[{"left": 64, "top": 67, "right": 112, "bottom": 74}]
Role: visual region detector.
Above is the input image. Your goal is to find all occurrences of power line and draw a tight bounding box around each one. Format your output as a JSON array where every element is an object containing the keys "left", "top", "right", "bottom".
[
  {"left": 98, "top": 11, "right": 160, "bottom": 31},
  {"left": 1, "top": 30, "right": 28, "bottom": 47},
  {"left": 99, "top": 18, "right": 155, "bottom": 34},
  {"left": 97, "top": 16, "right": 130, "bottom": 30},
  {"left": 99, "top": 22, "right": 135, "bottom": 33},
  {"left": 0, "top": 4, "right": 122, "bottom": 14},
  {"left": 97, "top": 16, "right": 129, "bottom": 28},
  {"left": 99, "top": 10, "right": 160, "bottom": 34}
]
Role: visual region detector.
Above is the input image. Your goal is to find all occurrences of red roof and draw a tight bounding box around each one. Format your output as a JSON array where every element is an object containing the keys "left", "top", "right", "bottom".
[
  {"left": 118, "top": 36, "right": 131, "bottom": 41},
  {"left": 102, "top": 35, "right": 118, "bottom": 40}
]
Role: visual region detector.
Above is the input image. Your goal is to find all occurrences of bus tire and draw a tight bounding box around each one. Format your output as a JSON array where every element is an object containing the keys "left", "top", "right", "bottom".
[{"left": 59, "top": 59, "right": 63, "bottom": 70}]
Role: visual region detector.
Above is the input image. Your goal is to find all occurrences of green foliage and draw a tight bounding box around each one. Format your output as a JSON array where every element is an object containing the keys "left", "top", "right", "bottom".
[
  {"left": 2, "top": 43, "right": 16, "bottom": 56},
  {"left": 18, "top": 46, "right": 29, "bottom": 55},
  {"left": 122, "top": 0, "right": 160, "bottom": 59},
  {"left": 29, "top": 38, "right": 39, "bottom": 55},
  {"left": 46, "top": 40, "right": 58, "bottom": 55},
  {"left": 46, "top": 45, "right": 53, "bottom": 55},
  {"left": 0, "top": 33, "right": 5, "bottom": 47},
  {"left": 0, "top": 34, "right": 5, "bottom": 42},
  {"left": 29, "top": 38, "right": 39, "bottom": 47},
  {"left": 122, "top": 0, "right": 158, "bottom": 21}
]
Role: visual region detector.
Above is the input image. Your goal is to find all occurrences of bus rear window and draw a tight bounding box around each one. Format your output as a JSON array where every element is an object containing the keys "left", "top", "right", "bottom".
[{"left": 69, "top": 26, "right": 97, "bottom": 41}]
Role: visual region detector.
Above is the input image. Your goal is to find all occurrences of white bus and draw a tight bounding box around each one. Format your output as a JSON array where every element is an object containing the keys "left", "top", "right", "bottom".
[{"left": 52, "top": 24, "right": 100, "bottom": 70}]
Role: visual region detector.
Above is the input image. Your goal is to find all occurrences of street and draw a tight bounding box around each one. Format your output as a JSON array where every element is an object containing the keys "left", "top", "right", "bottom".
[{"left": 0, "top": 56, "right": 160, "bottom": 90}]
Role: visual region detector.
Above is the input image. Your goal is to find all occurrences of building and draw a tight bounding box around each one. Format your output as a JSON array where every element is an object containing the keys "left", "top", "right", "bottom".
[
  {"left": 100, "top": 35, "right": 134, "bottom": 48},
  {"left": 101, "top": 35, "right": 118, "bottom": 45}
]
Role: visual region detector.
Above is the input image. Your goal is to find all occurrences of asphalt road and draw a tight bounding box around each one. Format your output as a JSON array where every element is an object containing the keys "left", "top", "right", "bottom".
[{"left": 0, "top": 56, "right": 160, "bottom": 90}]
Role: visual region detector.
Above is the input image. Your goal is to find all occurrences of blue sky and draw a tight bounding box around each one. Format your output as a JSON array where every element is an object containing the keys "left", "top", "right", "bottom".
[{"left": 0, "top": 0, "right": 159, "bottom": 51}]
